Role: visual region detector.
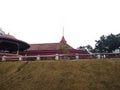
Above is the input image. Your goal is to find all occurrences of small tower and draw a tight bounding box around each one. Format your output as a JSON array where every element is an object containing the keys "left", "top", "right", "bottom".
[
  {"left": 60, "top": 36, "right": 67, "bottom": 44},
  {"left": 60, "top": 27, "right": 68, "bottom": 54},
  {"left": 60, "top": 27, "right": 67, "bottom": 44}
]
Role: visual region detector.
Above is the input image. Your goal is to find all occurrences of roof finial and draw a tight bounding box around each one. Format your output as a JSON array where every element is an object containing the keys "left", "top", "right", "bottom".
[
  {"left": 63, "top": 26, "right": 64, "bottom": 36},
  {"left": 60, "top": 26, "right": 67, "bottom": 44}
]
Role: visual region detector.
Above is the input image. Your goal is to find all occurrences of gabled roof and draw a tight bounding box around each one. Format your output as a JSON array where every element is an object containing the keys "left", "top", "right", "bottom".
[
  {"left": 28, "top": 43, "right": 74, "bottom": 50},
  {"left": 28, "top": 35, "right": 74, "bottom": 51}
]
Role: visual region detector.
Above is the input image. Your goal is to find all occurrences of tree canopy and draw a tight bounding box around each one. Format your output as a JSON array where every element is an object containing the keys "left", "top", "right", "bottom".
[
  {"left": 95, "top": 33, "right": 120, "bottom": 53},
  {"left": 77, "top": 45, "right": 94, "bottom": 53}
]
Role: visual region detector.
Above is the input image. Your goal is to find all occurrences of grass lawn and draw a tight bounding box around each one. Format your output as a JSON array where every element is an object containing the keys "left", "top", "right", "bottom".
[{"left": 0, "top": 59, "right": 120, "bottom": 90}]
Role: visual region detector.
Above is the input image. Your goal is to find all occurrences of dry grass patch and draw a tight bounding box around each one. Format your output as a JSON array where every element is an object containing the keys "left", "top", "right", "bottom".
[{"left": 0, "top": 59, "right": 120, "bottom": 90}]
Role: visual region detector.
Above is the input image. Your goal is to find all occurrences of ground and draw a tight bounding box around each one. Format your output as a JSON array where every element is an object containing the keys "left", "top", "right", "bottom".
[{"left": 0, "top": 59, "right": 120, "bottom": 90}]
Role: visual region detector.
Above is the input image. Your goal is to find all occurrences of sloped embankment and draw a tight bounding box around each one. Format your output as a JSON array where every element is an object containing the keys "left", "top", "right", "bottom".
[{"left": 0, "top": 59, "right": 120, "bottom": 90}]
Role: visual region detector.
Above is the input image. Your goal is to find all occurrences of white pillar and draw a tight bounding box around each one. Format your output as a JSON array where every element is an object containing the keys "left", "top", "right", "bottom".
[
  {"left": 2, "top": 56, "right": 6, "bottom": 61},
  {"left": 103, "top": 54, "right": 106, "bottom": 58},
  {"left": 37, "top": 55, "right": 40, "bottom": 60},
  {"left": 19, "top": 55, "right": 23, "bottom": 61},
  {"left": 97, "top": 54, "right": 101, "bottom": 59},
  {"left": 75, "top": 53, "right": 79, "bottom": 60},
  {"left": 55, "top": 54, "right": 59, "bottom": 60}
]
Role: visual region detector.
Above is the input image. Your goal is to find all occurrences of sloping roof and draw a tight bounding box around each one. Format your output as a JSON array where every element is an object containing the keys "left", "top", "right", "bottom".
[
  {"left": 28, "top": 43, "right": 74, "bottom": 50},
  {"left": 0, "top": 34, "right": 30, "bottom": 52}
]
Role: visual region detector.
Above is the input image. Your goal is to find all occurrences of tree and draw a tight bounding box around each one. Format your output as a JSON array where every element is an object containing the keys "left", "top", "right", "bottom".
[
  {"left": 86, "top": 45, "right": 94, "bottom": 53},
  {"left": 61, "top": 44, "right": 69, "bottom": 54},
  {"left": 77, "top": 45, "right": 94, "bottom": 53},
  {"left": 95, "top": 35, "right": 107, "bottom": 53},
  {"left": 77, "top": 46, "right": 86, "bottom": 51},
  {"left": 95, "top": 33, "right": 120, "bottom": 53}
]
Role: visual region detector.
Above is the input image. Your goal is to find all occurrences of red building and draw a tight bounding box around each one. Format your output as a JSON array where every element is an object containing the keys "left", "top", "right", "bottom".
[{"left": 21, "top": 36, "right": 88, "bottom": 60}]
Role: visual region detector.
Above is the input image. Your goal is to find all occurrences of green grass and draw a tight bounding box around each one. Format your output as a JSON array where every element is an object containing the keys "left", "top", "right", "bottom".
[{"left": 0, "top": 59, "right": 120, "bottom": 90}]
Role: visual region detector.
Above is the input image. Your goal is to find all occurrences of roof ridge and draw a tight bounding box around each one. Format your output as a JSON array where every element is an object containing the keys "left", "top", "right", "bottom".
[{"left": 30, "top": 43, "right": 59, "bottom": 45}]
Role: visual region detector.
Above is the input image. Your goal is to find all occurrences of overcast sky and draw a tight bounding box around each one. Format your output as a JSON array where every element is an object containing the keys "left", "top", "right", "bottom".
[{"left": 0, "top": 0, "right": 120, "bottom": 48}]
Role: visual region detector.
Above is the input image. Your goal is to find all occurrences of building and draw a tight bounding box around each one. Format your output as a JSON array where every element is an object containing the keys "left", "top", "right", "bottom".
[
  {"left": 0, "top": 29, "right": 30, "bottom": 56},
  {"left": 21, "top": 36, "right": 88, "bottom": 60},
  {"left": 0, "top": 29, "right": 89, "bottom": 60}
]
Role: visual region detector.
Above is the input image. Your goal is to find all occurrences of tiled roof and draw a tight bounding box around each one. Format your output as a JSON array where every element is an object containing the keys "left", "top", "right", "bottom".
[
  {"left": 28, "top": 36, "right": 74, "bottom": 51},
  {"left": 28, "top": 43, "right": 74, "bottom": 50}
]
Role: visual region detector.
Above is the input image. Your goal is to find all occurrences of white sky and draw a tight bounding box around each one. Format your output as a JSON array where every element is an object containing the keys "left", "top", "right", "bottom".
[{"left": 0, "top": 0, "right": 120, "bottom": 48}]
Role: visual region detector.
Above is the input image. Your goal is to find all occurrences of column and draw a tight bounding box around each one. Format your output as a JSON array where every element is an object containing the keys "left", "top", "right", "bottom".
[
  {"left": 55, "top": 54, "right": 59, "bottom": 60},
  {"left": 37, "top": 55, "right": 40, "bottom": 60},
  {"left": 97, "top": 54, "right": 101, "bottom": 59},
  {"left": 75, "top": 53, "right": 79, "bottom": 60},
  {"left": 19, "top": 55, "right": 23, "bottom": 61},
  {"left": 2, "top": 56, "right": 6, "bottom": 61}
]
